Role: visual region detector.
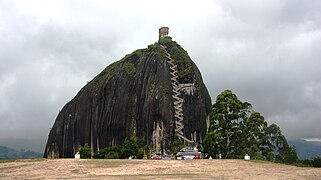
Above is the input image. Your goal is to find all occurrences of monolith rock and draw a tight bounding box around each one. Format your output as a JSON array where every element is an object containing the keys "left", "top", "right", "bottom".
[{"left": 44, "top": 33, "right": 211, "bottom": 158}]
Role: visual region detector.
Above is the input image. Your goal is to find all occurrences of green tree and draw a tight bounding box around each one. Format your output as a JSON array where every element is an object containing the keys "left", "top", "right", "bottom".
[
  {"left": 205, "top": 90, "right": 252, "bottom": 158},
  {"left": 259, "top": 123, "right": 298, "bottom": 162},
  {"left": 79, "top": 143, "right": 91, "bottom": 159},
  {"left": 274, "top": 134, "right": 298, "bottom": 164},
  {"left": 119, "top": 139, "right": 145, "bottom": 159},
  {"left": 204, "top": 131, "right": 223, "bottom": 157},
  {"left": 204, "top": 90, "right": 297, "bottom": 163},
  {"left": 241, "top": 112, "right": 267, "bottom": 159},
  {"left": 277, "top": 143, "right": 298, "bottom": 164}
]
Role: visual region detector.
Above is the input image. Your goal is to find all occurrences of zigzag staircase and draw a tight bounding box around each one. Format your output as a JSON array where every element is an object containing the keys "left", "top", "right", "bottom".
[{"left": 160, "top": 45, "right": 193, "bottom": 144}]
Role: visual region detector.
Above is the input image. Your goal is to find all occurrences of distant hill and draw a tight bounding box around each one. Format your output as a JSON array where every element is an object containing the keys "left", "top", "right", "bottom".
[
  {"left": 288, "top": 139, "right": 321, "bottom": 159},
  {"left": 0, "top": 145, "right": 42, "bottom": 160},
  {"left": 0, "top": 138, "right": 46, "bottom": 153}
]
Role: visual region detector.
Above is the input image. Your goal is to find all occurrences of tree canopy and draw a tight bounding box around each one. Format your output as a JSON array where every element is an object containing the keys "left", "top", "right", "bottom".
[{"left": 204, "top": 90, "right": 297, "bottom": 163}]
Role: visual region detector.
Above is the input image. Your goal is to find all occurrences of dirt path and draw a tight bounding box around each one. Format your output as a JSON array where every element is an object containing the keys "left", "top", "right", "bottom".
[{"left": 0, "top": 159, "right": 320, "bottom": 179}]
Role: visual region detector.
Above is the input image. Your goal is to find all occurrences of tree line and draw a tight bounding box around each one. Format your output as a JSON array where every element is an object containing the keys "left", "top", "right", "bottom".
[{"left": 79, "top": 139, "right": 146, "bottom": 159}]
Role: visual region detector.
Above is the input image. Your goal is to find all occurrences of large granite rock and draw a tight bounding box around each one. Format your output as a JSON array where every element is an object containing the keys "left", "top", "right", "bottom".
[{"left": 44, "top": 36, "right": 211, "bottom": 158}]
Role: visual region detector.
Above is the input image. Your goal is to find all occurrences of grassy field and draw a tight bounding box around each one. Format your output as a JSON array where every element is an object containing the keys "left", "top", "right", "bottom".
[
  {"left": 0, "top": 158, "right": 321, "bottom": 179},
  {"left": 0, "top": 158, "right": 45, "bottom": 163}
]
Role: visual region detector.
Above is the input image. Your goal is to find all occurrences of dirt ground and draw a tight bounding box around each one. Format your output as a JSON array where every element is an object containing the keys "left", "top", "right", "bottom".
[{"left": 1, "top": 159, "right": 321, "bottom": 179}]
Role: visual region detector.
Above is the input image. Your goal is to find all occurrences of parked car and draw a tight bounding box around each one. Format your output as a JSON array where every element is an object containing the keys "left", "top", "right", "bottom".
[
  {"left": 181, "top": 151, "right": 202, "bottom": 160},
  {"left": 174, "top": 149, "right": 202, "bottom": 160},
  {"left": 175, "top": 152, "right": 184, "bottom": 160}
]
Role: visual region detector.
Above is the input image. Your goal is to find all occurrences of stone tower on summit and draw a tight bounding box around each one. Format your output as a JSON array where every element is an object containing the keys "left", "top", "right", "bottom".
[
  {"left": 159, "top": 27, "right": 169, "bottom": 39},
  {"left": 44, "top": 28, "right": 211, "bottom": 158}
]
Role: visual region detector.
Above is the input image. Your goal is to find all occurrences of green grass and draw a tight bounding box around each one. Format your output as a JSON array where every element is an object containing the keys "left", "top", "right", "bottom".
[
  {"left": 292, "top": 162, "right": 312, "bottom": 167},
  {"left": 247, "top": 159, "right": 294, "bottom": 167},
  {"left": 0, "top": 159, "right": 16, "bottom": 163},
  {"left": 248, "top": 159, "right": 315, "bottom": 168},
  {"left": 248, "top": 159, "right": 278, "bottom": 164},
  {"left": 0, "top": 158, "right": 45, "bottom": 163}
]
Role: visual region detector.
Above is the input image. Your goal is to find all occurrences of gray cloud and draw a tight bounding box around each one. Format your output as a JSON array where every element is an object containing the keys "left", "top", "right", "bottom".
[
  {"left": 0, "top": 0, "right": 320, "bottom": 141},
  {"left": 189, "top": 0, "right": 321, "bottom": 139}
]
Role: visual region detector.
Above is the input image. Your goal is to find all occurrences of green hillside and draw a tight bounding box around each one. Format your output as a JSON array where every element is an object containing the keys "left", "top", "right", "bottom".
[{"left": 0, "top": 145, "right": 42, "bottom": 160}]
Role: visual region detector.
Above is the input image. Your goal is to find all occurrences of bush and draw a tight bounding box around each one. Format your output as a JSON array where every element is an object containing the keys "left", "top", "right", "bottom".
[
  {"left": 296, "top": 157, "right": 321, "bottom": 168},
  {"left": 119, "top": 139, "right": 145, "bottom": 159},
  {"left": 311, "top": 157, "right": 321, "bottom": 168},
  {"left": 93, "top": 146, "right": 120, "bottom": 159},
  {"left": 79, "top": 143, "right": 91, "bottom": 159},
  {"left": 292, "top": 162, "right": 312, "bottom": 167},
  {"left": 92, "top": 139, "right": 146, "bottom": 159},
  {"left": 159, "top": 36, "right": 172, "bottom": 45}
]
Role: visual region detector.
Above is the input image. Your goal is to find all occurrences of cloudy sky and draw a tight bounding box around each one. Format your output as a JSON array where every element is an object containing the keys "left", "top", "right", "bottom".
[{"left": 0, "top": 0, "right": 320, "bottom": 142}]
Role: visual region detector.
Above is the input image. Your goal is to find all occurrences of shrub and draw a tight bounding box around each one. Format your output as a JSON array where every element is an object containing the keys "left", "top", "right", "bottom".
[
  {"left": 119, "top": 139, "right": 145, "bottom": 159},
  {"left": 296, "top": 157, "right": 321, "bottom": 168},
  {"left": 93, "top": 146, "right": 120, "bottom": 159},
  {"left": 92, "top": 139, "right": 146, "bottom": 159},
  {"left": 312, "top": 157, "right": 321, "bottom": 168},
  {"left": 292, "top": 162, "right": 312, "bottom": 167},
  {"left": 159, "top": 36, "right": 172, "bottom": 44},
  {"left": 79, "top": 143, "right": 91, "bottom": 159}
]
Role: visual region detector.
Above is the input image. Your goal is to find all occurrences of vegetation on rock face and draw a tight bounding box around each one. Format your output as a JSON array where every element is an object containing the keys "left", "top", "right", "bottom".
[
  {"left": 89, "top": 48, "right": 149, "bottom": 87},
  {"left": 204, "top": 90, "right": 297, "bottom": 164},
  {"left": 159, "top": 36, "right": 196, "bottom": 83},
  {"left": 123, "top": 62, "right": 136, "bottom": 76}
]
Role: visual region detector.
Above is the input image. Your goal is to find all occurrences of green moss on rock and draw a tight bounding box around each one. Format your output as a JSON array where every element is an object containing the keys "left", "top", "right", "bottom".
[
  {"left": 159, "top": 36, "right": 196, "bottom": 83},
  {"left": 123, "top": 63, "right": 136, "bottom": 76}
]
